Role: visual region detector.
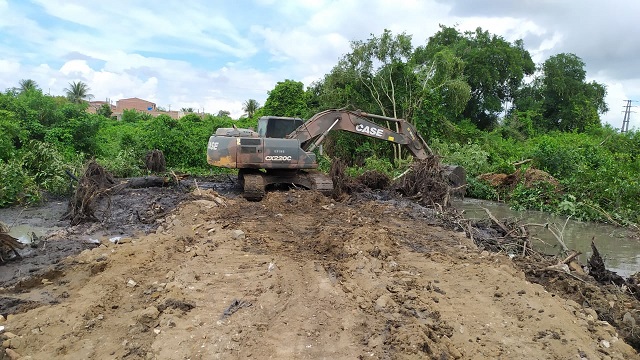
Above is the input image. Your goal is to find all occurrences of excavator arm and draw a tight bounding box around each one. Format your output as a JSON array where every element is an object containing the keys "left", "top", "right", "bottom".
[{"left": 286, "top": 109, "right": 432, "bottom": 159}]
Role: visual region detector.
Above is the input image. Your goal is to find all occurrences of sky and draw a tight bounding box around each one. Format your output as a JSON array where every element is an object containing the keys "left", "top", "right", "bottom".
[{"left": 1, "top": 0, "right": 638, "bottom": 130}]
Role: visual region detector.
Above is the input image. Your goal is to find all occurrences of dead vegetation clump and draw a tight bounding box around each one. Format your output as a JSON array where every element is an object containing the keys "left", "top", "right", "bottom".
[
  {"left": 62, "top": 160, "right": 116, "bottom": 226},
  {"left": 330, "top": 158, "right": 360, "bottom": 197},
  {"left": 0, "top": 222, "right": 25, "bottom": 263},
  {"left": 397, "top": 156, "right": 451, "bottom": 207},
  {"left": 145, "top": 149, "right": 166, "bottom": 173},
  {"left": 355, "top": 170, "right": 390, "bottom": 190}
]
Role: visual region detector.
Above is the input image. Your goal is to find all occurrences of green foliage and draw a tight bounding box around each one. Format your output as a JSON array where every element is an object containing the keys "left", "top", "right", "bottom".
[
  {"left": 20, "top": 140, "right": 76, "bottom": 196},
  {"left": 263, "top": 79, "right": 309, "bottom": 117},
  {"left": 64, "top": 81, "right": 93, "bottom": 103},
  {"left": 531, "top": 134, "right": 584, "bottom": 178},
  {"left": 465, "top": 177, "right": 498, "bottom": 201},
  {"left": 242, "top": 99, "right": 260, "bottom": 118},
  {"left": 424, "top": 25, "right": 535, "bottom": 129},
  {"left": 344, "top": 155, "right": 413, "bottom": 180},
  {"left": 513, "top": 53, "right": 608, "bottom": 133},
  {"left": 98, "top": 149, "right": 144, "bottom": 178},
  {"left": 181, "top": 113, "right": 202, "bottom": 122},
  {"left": 0, "top": 110, "right": 26, "bottom": 160},
  {"left": 430, "top": 139, "right": 490, "bottom": 176},
  {"left": 121, "top": 109, "right": 152, "bottom": 123},
  {"left": 18, "top": 79, "right": 39, "bottom": 93},
  {"left": 0, "top": 158, "right": 41, "bottom": 206},
  {"left": 97, "top": 103, "right": 113, "bottom": 118}
]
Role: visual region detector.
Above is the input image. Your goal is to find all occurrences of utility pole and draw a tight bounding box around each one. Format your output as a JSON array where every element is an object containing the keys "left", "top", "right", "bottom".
[{"left": 621, "top": 100, "right": 636, "bottom": 133}]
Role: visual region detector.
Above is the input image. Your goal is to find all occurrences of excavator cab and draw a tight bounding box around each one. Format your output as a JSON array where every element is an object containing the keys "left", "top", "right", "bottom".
[{"left": 257, "top": 116, "right": 304, "bottom": 138}]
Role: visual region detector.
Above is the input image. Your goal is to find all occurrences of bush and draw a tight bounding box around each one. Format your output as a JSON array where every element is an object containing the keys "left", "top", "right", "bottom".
[{"left": 0, "top": 159, "right": 40, "bottom": 206}]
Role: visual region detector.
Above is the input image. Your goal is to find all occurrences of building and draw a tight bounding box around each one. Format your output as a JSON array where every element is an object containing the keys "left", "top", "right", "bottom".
[
  {"left": 88, "top": 97, "right": 203, "bottom": 120},
  {"left": 115, "top": 97, "right": 157, "bottom": 112},
  {"left": 87, "top": 100, "right": 116, "bottom": 114}
]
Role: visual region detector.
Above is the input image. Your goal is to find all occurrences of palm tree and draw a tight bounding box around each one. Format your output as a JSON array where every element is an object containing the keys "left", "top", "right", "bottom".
[
  {"left": 64, "top": 81, "right": 94, "bottom": 103},
  {"left": 18, "top": 79, "right": 39, "bottom": 93},
  {"left": 242, "top": 99, "right": 260, "bottom": 118}
]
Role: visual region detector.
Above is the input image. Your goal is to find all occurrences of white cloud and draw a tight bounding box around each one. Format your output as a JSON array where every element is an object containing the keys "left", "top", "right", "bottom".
[{"left": 1, "top": 0, "right": 638, "bottom": 127}]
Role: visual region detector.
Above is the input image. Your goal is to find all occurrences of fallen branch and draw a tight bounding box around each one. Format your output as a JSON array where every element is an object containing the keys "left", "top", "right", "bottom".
[{"left": 481, "top": 206, "right": 509, "bottom": 234}]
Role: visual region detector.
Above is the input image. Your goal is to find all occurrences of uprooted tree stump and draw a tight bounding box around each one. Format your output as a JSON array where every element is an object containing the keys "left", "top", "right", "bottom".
[
  {"left": 145, "top": 149, "right": 166, "bottom": 173},
  {"left": 62, "top": 160, "right": 116, "bottom": 226},
  {"left": 356, "top": 170, "right": 390, "bottom": 190},
  {"left": 588, "top": 240, "right": 626, "bottom": 286},
  {"left": 398, "top": 156, "right": 451, "bottom": 207},
  {"left": 0, "top": 222, "right": 25, "bottom": 263}
]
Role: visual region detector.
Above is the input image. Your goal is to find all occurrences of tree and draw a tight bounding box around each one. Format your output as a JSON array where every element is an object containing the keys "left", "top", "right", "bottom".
[
  {"left": 242, "top": 99, "right": 260, "bottom": 118},
  {"left": 424, "top": 26, "right": 535, "bottom": 129},
  {"left": 262, "top": 80, "right": 308, "bottom": 117},
  {"left": 181, "top": 107, "right": 194, "bottom": 112},
  {"left": 311, "top": 29, "right": 472, "bottom": 160},
  {"left": 343, "top": 29, "right": 415, "bottom": 119},
  {"left": 539, "top": 53, "right": 607, "bottom": 132},
  {"left": 18, "top": 79, "right": 39, "bottom": 93},
  {"left": 217, "top": 110, "right": 231, "bottom": 118},
  {"left": 64, "top": 81, "right": 93, "bottom": 103},
  {"left": 97, "top": 103, "right": 113, "bottom": 118}
]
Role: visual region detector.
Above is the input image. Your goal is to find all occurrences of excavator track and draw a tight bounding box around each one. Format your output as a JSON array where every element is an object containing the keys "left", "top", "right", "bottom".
[
  {"left": 307, "top": 171, "right": 334, "bottom": 196},
  {"left": 240, "top": 171, "right": 265, "bottom": 201}
]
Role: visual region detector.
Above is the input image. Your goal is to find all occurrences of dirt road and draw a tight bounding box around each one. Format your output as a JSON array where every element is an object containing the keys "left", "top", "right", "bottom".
[{"left": 0, "top": 187, "right": 638, "bottom": 359}]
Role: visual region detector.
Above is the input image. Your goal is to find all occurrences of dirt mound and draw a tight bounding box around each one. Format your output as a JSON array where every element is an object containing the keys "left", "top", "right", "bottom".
[
  {"left": 0, "top": 188, "right": 638, "bottom": 359},
  {"left": 478, "top": 167, "right": 560, "bottom": 191}
]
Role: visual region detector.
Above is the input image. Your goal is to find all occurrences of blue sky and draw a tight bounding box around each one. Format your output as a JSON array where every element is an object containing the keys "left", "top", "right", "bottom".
[{"left": 1, "top": 0, "right": 639, "bottom": 129}]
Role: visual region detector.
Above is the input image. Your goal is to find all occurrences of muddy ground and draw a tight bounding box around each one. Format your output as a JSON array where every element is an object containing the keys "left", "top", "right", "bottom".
[{"left": 0, "top": 179, "right": 639, "bottom": 359}]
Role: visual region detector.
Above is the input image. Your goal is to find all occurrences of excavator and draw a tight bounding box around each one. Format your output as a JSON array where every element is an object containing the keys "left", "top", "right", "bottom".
[{"left": 207, "top": 109, "right": 465, "bottom": 200}]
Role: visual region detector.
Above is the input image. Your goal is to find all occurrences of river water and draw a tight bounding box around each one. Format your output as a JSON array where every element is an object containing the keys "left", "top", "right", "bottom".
[{"left": 453, "top": 198, "right": 640, "bottom": 277}]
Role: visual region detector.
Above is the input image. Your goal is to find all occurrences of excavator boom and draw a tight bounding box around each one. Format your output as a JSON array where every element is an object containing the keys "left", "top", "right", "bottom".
[{"left": 287, "top": 109, "right": 432, "bottom": 159}]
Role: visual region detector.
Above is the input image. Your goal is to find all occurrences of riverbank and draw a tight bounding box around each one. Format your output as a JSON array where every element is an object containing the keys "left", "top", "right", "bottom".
[{"left": 1, "top": 186, "right": 639, "bottom": 359}]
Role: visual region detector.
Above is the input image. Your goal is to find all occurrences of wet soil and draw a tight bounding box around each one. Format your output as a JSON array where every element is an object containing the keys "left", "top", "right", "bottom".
[{"left": 0, "top": 180, "right": 638, "bottom": 359}]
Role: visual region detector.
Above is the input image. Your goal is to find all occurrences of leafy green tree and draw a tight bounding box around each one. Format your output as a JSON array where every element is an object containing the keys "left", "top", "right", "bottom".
[
  {"left": 262, "top": 79, "right": 308, "bottom": 117},
  {"left": 64, "top": 81, "right": 94, "bottom": 103},
  {"left": 539, "top": 53, "right": 608, "bottom": 132},
  {"left": 181, "top": 107, "right": 194, "bottom": 112},
  {"left": 424, "top": 26, "right": 535, "bottom": 129},
  {"left": 342, "top": 29, "right": 414, "bottom": 119},
  {"left": 0, "top": 110, "right": 25, "bottom": 160},
  {"left": 217, "top": 110, "right": 231, "bottom": 118},
  {"left": 18, "top": 79, "right": 39, "bottom": 93},
  {"left": 242, "top": 99, "right": 260, "bottom": 118},
  {"left": 97, "top": 103, "right": 113, "bottom": 118}
]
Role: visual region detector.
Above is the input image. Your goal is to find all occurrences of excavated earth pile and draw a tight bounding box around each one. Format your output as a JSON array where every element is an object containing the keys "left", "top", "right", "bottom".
[{"left": 1, "top": 185, "right": 639, "bottom": 359}]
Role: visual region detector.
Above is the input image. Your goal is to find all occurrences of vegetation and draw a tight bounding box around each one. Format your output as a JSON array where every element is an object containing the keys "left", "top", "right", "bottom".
[
  {"left": 64, "top": 81, "right": 93, "bottom": 103},
  {"left": 242, "top": 99, "right": 260, "bottom": 118},
  {"left": 1, "top": 25, "right": 638, "bottom": 227}
]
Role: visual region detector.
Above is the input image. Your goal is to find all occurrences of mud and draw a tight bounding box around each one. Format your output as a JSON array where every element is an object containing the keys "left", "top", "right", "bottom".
[{"left": 0, "top": 180, "right": 638, "bottom": 359}]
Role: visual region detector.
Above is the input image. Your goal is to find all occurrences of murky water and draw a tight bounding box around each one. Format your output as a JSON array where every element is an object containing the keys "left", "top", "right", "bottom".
[
  {"left": 0, "top": 201, "right": 67, "bottom": 245},
  {"left": 454, "top": 198, "right": 640, "bottom": 277}
]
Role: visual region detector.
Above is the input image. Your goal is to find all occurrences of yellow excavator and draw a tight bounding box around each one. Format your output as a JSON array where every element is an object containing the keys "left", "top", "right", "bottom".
[{"left": 207, "top": 109, "right": 465, "bottom": 200}]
